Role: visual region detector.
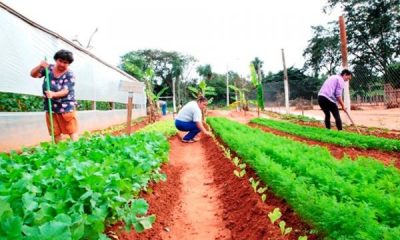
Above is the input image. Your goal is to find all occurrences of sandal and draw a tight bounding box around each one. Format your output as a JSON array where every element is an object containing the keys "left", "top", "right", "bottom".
[{"left": 182, "top": 139, "right": 195, "bottom": 143}]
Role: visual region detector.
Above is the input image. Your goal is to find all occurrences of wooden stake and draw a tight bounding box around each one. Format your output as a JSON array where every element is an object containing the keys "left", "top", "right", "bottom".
[{"left": 126, "top": 92, "right": 133, "bottom": 135}]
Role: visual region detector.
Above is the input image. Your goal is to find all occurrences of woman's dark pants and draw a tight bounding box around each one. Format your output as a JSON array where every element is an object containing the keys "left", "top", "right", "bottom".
[
  {"left": 175, "top": 119, "right": 200, "bottom": 141},
  {"left": 318, "top": 95, "right": 342, "bottom": 130}
]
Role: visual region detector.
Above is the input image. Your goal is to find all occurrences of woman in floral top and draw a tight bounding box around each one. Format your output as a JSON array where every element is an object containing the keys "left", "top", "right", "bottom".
[{"left": 30, "top": 49, "right": 78, "bottom": 143}]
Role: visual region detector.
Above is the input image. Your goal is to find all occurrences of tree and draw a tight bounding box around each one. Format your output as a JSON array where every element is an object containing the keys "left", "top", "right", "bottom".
[
  {"left": 190, "top": 64, "right": 217, "bottom": 104},
  {"left": 196, "top": 64, "right": 213, "bottom": 80},
  {"left": 325, "top": 0, "right": 400, "bottom": 75},
  {"left": 383, "top": 62, "right": 400, "bottom": 88},
  {"left": 142, "top": 68, "right": 167, "bottom": 122},
  {"left": 264, "top": 67, "right": 322, "bottom": 102},
  {"left": 204, "top": 72, "right": 236, "bottom": 106},
  {"left": 303, "top": 23, "right": 341, "bottom": 76},
  {"left": 120, "top": 49, "right": 196, "bottom": 110},
  {"left": 119, "top": 52, "right": 148, "bottom": 80},
  {"left": 251, "top": 57, "right": 265, "bottom": 82},
  {"left": 120, "top": 49, "right": 195, "bottom": 88},
  {"left": 350, "top": 64, "right": 381, "bottom": 100}
]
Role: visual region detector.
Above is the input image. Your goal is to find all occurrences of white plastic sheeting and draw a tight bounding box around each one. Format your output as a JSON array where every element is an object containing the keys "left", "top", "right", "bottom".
[
  {"left": 0, "top": 3, "right": 146, "bottom": 104},
  {"left": 0, "top": 109, "right": 146, "bottom": 152}
]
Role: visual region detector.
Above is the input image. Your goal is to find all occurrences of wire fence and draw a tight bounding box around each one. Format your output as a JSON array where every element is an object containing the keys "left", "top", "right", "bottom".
[
  {"left": 350, "top": 66, "right": 400, "bottom": 108},
  {"left": 262, "top": 62, "right": 400, "bottom": 110},
  {"left": 263, "top": 81, "right": 285, "bottom": 107},
  {"left": 263, "top": 68, "right": 400, "bottom": 110}
]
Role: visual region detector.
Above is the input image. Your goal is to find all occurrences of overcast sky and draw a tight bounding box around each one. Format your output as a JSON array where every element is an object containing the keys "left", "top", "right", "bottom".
[{"left": 2, "top": 0, "right": 341, "bottom": 77}]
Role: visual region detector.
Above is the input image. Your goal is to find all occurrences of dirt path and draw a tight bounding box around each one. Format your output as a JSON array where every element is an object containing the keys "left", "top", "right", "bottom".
[
  {"left": 108, "top": 110, "right": 400, "bottom": 239},
  {"left": 160, "top": 136, "right": 231, "bottom": 240},
  {"left": 204, "top": 136, "right": 316, "bottom": 240},
  {"left": 111, "top": 114, "right": 316, "bottom": 239},
  {"left": 110, "top": 135, "right": 230, "bottom": 240}
]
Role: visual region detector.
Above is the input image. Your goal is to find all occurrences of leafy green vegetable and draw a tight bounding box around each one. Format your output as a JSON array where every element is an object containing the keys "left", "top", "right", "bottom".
[
  {"left": 261, "top": 194, "right": 267, "bottom": 202},
  {"left": 268, "top": 208, "right": 282, "bottom": 224},
  {"left": 0, "top": 131, "right": 170, "bottom": 239},
  {"left": 279, "top": 220, "right": 292, "bottom": 235}
]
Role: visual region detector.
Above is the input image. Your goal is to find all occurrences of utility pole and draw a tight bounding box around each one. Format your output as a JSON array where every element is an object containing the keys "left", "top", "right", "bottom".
[
  {"left": 177, "top": 74, "right": 182, "bottom": 109},
  {"left": 257, "top": 62, "right": 262, "bottom": 85},
  {"left": 226, "top": 66, "right": 230, "bottom": 107},
  {"left": 281, "top": 49, "right": 289, "bottom": 113},
  {"left": 235, "top": 79, "right": 239, "bottom": 111},
  {"left": 339, "top": 16, "right": 351, "bottom": 112},
  {"left": 172, "top": 76, "right": 177, "bottom": 113},
  {"left": 257, "top": 62, "right": 263, "bottom": 112}
]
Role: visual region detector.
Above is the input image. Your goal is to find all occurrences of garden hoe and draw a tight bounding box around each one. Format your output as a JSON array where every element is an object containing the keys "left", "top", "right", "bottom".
[
  {"left": 344, "top": 110, "right": 361, "bottom": 134},
  {"left": 45, "top": 57, "right": 55, "bottom": 144}
]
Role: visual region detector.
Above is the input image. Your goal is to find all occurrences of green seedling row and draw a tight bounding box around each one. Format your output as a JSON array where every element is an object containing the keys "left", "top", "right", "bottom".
[
  {"left": 207, "top": 117, "right": 400, "bottom": 239},
  {"left": 251, "top": 118, "right": 400, "bottom": 152},
  {"left": 138, "top": 120, "right": 178, "bottom": 137}
]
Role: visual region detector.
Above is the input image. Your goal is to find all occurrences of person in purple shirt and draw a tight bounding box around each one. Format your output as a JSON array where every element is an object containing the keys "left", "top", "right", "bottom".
[{"left": 318, "top": 69, "right": 352, "bottom": 130}]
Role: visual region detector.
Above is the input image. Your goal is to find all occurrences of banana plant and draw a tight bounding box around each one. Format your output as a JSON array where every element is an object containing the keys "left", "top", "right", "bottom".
[
  {"left": 250, "top": 63, "right": 264, "bottom": 116},
  {"left": 143, "top": 68, "right": 168, "bottom": 122},
  {"left": 147, "top": 87, "right": 169, "bottom": 103},
  {"left": 229, "top": 85, "right": 249, "bottom": 111},
  {"left": 188, "top": 79, "right": 216, "bottom": 119},
  {"left": 188, "top": 80, "right": 216, "bottom": 103}
]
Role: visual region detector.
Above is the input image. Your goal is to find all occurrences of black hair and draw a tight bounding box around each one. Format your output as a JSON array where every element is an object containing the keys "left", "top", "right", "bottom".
[
  {"left": 197, "top": 95, "right": 208, "bottom": 103},
  {"left": 340, "top": 69, "right": 352, "bottom": 76},
  {"left": 54, "top": 49, "right": 74, "bottom": 64}
]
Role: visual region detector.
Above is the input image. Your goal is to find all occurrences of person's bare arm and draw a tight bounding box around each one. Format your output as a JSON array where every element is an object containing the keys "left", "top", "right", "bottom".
[
  {"left": 45, "top": 88, "right": 69, "bottom": 99},
  {"left": 30, "top": 61, "right": 49, "bottom": 78},
  {"left": 196, "top": 121, "right": 211, "bottom": 136}
]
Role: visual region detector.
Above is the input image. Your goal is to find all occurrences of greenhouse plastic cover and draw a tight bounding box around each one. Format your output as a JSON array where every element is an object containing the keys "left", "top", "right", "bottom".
[{"left": 0, "top": 3, "right": 146, "bottom": 104}]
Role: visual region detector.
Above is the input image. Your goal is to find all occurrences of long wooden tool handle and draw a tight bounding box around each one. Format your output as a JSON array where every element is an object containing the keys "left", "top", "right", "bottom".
[
  {"left": 345, "top": 111, "right": 361, "bottom": 134},
  {"left": 44, "top": 57, "right": 55, "bottom": 144}
]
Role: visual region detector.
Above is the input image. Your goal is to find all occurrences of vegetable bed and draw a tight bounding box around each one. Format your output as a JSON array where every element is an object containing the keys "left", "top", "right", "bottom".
[
  {"left": 251, "top": 118, "right": 400, "bottom": 152},
  {"left": 0, "top": 130, "right": 170, "bottom": 239},
  {"left": 208, "top": 117, "right": 400, "bottom": 239}
]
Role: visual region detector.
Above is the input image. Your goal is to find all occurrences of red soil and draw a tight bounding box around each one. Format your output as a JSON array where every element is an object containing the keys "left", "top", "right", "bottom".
[
  {"left": 108, "top": 110, "right": 400, "bottom": 239},
  {"left": 294, "top": 120, "right": 400, "bottom": 140},
  {"left": 108, "top": 130, "right": 318, "bottom": 239},
  {"left": 107, "top": 158, "right": 183, "bottom": 240},
  {"left": 204, "top": 136, "right": 318, "bottom": 240},
  {"left": 249, "top": 123, "right": 400, "bottom": 169}
]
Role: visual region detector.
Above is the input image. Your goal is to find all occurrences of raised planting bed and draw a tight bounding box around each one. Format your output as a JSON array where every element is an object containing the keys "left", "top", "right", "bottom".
[
  {"left": 251, "top": 118, "right": 400, "bottom": 152},
  {"left": 207, "top": 117, "right": 400, "bottom": 239},
  {"left": 0, "top": 130, "right": 170, "bottom": 239}
]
